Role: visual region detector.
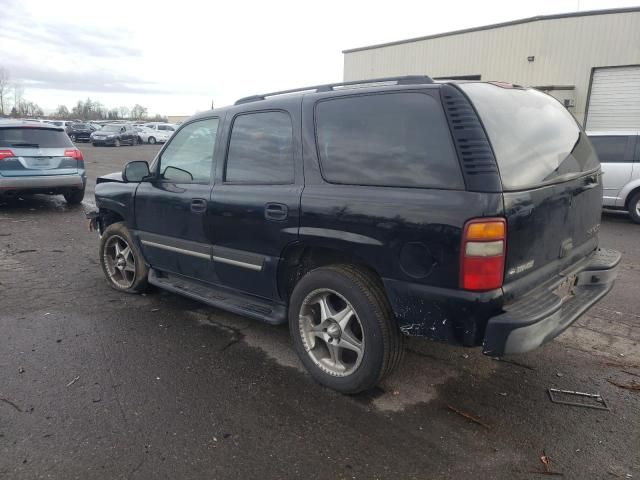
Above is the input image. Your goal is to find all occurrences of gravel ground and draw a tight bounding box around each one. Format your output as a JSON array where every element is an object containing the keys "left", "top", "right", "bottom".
[{"left": 0, "top": 143, "right": 638, "bottom": 479}]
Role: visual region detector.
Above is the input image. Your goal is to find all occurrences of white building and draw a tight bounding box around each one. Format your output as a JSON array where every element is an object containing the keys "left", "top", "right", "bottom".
[{"left": 343, "top": 7, "right": 640, "bottom": 130}]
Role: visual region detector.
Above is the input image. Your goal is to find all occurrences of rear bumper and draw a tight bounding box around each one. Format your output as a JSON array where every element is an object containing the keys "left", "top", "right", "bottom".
[
  {"left": 0, "top": 174, "right": 85, "bottom": 191},
  {"left": 482, "top": 248, "right": 621, "bottom": 356}
]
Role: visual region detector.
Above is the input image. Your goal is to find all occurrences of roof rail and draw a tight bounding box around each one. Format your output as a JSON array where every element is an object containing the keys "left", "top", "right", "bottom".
[{"left": 234, "top": 75, "right": 434, "bottom": 105}]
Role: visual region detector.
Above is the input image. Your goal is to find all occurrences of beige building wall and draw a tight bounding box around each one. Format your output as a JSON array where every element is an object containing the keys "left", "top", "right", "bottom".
[{"left": 343, "top": 9, "right": 640, "bottom": 125}]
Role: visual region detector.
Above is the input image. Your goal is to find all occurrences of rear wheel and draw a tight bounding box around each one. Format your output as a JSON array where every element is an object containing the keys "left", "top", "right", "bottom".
[
  {"left": 99, "top": 222, "right": 149, "bottom": 293},
  {"left": 148, "top": 136, "right": 156, "bottom": 145},
  {"left": 63, "top": 187, "right": 84, "bottom": 205},
  {"left": 114, "top": 138, "right": 121, "bottom": 147},
  {"left": 289, "top": 265, "right": 404, "bottom": 394},
  {"left": 628, "top": 192, "right": 640, "bottom": 224}
]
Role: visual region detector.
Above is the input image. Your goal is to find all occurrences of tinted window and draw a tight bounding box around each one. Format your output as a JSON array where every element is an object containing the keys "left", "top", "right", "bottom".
[
  {"left": 158, "top": 125, "right": 168, "bottom": 131},
  {"left": 0, "top": 128, "right": 73, "bottom": 148},
  {"left": 589, "top": 136, "right": 630, "bottom": 163},
  {"left": 315, "top": 93, "right": 463, "bottom": 189},
  {"left": 460, "top": 83, "right": 599, "bottom": 190},
  {"left": 225, "top": 111, "right": 294, "bottom": 184},
  {"left": 159, "top": 118, "right": 219, "bottom": 183}
]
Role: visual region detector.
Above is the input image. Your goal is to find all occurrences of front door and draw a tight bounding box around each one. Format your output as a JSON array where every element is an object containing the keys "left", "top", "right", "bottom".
[
  {"left": 208, "top": 103, "right": 302, "bottom": 300},
  {"left": 134, "top": 117, "right": 221, "bottom": 284}
]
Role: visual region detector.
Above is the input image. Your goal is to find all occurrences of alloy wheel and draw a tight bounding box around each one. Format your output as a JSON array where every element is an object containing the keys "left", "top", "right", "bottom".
[
  {"left": 298, "top": 288, "right": 365, "bottom": 377},
  {"left": 103, "top": 235, "right": 136, "bottom": 288}
]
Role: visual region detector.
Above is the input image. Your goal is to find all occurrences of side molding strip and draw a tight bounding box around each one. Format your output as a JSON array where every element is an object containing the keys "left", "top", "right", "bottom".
[
  {"left": 212, "top": 255, "right": 263, "bottom": 271},
  {"left": 140, "top": 240, "right": 211, "bottom": 260}
]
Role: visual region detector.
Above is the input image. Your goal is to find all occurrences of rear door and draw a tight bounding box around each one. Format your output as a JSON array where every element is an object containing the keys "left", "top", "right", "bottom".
[
  {"left": 460, "top": 83, "right": 602, "bottom": 293},
  {"left": 0, "top": 126, "right": 78, "bottom": 177},
  {"left": 208, "top": 99, "right": 302, "bottom": 300},
  {"left": 588, "top": 134, "right": 634, "bottom": 205}
]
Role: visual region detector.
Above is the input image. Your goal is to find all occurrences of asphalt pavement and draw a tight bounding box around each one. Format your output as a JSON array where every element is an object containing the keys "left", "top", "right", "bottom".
[{"left": 1, "top": 144, "right": 638, "bottom": 479}]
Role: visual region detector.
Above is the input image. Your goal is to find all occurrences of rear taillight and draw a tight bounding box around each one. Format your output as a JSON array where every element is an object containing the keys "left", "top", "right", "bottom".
[
  {"left": 64, "top": 149, "right": 84, "bottom": 161},
  {"left": 460, "top": 218, "right": 506, "bottom": 291},
  {"left": 0, "top": 149, "right": 15, "bottom": 160}
]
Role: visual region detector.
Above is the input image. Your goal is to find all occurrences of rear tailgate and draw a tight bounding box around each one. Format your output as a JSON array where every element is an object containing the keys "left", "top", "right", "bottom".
[
  {"left": 0, "top": 126, "right": 78, "bottom": 176},
  {"left": 460, "top": 83, "right": 602, "bottom": 297}
]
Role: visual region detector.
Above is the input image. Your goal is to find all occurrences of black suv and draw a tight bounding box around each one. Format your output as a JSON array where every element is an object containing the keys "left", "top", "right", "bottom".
[{"left": 88, "top": 76, "right": 620, "bottom": 393}]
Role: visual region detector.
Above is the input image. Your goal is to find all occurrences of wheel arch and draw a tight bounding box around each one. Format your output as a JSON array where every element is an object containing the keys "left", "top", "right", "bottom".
[{"left": 277, "top": 242, "right": 386, "bottom": 303}]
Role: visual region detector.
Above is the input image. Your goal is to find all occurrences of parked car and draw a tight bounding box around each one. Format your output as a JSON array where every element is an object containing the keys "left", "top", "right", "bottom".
[
  {"left": 143, "top": 122, "right": 177, "bottom": 134},
  {"left": 66, "top": 123, "right": 95, "bottom": 143},
  {"left": 587, "top": 131, "right": 640, "bottom": 223},
  {"left": 45, "top": 120, "right": 74, "bottom": 129},
  {"left": 0, "top": 121, "right": 86, "bottom": 204},
  {"left": 88, "top": 77, "right": 620, "bottom": 393},
  {"left": 136, "top": 126, "right": 171, "bottom": 144},
  {"left": 91, "top": 124, "right": 138, "bottom": 146}
]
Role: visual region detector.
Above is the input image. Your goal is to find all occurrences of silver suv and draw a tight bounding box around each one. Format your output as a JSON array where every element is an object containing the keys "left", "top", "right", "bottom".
[
  {"left": 0, "top": 121, "right": 86, "bottom": 204},
  {"left": 588, "top": 131, "right": 640, "bottom": 223}
]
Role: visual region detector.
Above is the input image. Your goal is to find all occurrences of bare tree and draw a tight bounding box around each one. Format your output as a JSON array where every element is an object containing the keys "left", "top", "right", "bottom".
[
  {"left": 0, "top": 67, "right": 9, "bottom": 115},
  {"left": 118, "top": 106, "right": 130, "bottom": 119},
  {"left": 54, "top": 105, "right": 70, "bottom": 119},
  {"left": 12, "top": 82, "right": 24, "bottom": 111},
  {"left": 130, "top": 104, "right": 147, "bottom": 120}
]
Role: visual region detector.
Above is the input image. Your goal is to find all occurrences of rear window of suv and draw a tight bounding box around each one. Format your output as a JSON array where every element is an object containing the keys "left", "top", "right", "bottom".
[
  {"left": 460, "top": 83, "right": 599, "bottom": 190},
  {"left": 315, "top": 92, "right": 464, "bottom": 189},
  {"left": 0, "top": 127, "right": 73, "bottom": 148}
]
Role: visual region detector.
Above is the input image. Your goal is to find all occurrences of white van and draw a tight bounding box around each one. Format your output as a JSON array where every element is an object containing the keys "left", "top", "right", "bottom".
[{"left": 588, "top": 131, "right": 640, "bottom": 223}]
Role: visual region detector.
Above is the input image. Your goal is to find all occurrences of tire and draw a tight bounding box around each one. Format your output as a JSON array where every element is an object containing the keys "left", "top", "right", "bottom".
[
  {"left": 69, "top": 134, "right": 76, "bottom": 142},
  {"left": 114, "top": 138, "right": 121, "bottom": 147},
  {"left": 137, "top": 136, "right": 143, "bottom": 145},
  {"left": 628, "top": 191, "right": 640, "bottom": 224},
  {"left": 289, "top": 264, "right": 404, "bottom": 394},
  {"left": 92, "top": 143, "right": 98, "bottom": 147},
  {"left": 148, "top": 136, "right": 156, "bottom": 145},
  {"left": 99, "top": 222, "right": 149, "bottom": 293},
  {"left": 63, "top": 187, "right": 85, "bottom": 205},
  {"left": 131, "top": 137, "right": 137, "bottom": 146}
]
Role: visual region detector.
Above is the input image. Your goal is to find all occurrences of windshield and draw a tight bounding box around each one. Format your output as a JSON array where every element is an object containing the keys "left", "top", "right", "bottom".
[
  {"left": 102, "top": 125, "right": 122, "bottom": 132},
  {"left": 460, "top": 83, "right": 599, "bottom": 190},
  {"left": 0, "top": 127, "right": 73, "bottom": 148}
]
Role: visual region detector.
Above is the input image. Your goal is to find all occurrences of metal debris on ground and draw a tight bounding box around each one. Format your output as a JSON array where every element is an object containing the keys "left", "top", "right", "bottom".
[
  {"left": 529, "top": 450, "right": 564, "bottom": 476},
  {"left": 607, "top": 379, "right": 640, "bottom": 392},
  {"left": 66, "top": 376, "right": 80, "bottom": 387},
  {"left": 447, "top": 405, "right": 490, "bottom": 429},
  {"left": 548, "top": 388, "right": 610, "bottom": 410}
]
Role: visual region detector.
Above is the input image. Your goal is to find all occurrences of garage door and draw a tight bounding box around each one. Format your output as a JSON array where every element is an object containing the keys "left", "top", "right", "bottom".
[{"left": 586, "top": 66, "right": 640, "bottom": 131}]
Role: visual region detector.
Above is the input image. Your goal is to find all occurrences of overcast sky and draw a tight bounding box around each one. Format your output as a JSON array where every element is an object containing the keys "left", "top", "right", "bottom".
[{"left": 1, "top": 0, "right": 638, "bottom": 116}]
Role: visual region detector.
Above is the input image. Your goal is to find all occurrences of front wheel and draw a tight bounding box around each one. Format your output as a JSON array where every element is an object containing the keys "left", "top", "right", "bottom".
[
  {"left": 148, "top": 136, "right": 156, "bottom": 145},
  {"left": 69, "top": 134, "right": 76, "bottom": 142},
  {"left": 289, "top": 265, "right": 404, "bottom": 394},
  {"left": 114, "top": 138, "right": 121, "bottom": 147},
  {"left": 99, "top": 222, "right": 149, "bottom": 293},
  {"left": 628, "top": 192, "right": 640, "bottom": 224}
]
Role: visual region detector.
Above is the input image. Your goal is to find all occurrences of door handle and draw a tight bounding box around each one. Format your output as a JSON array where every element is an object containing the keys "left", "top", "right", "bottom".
[
  {"left": 191, "top": 198, "right": 207, "bottom": 214},
  {"left": 265, "top": 202, "right": 288, "bottom": 221}
]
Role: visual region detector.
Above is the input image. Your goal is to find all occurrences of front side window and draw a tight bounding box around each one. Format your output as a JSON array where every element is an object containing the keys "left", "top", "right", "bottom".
[
  {"left": 159, "top": 118, "right": 219, "bottom": 183},
  {"left": 225, "top": 111, "right": 294, "bottom": 184},
  {"left": 315, "top": 93, "right": 463, "bottom": 189},
  {"left": 589, "top": 136, "right": 630, "bottom": 163}
]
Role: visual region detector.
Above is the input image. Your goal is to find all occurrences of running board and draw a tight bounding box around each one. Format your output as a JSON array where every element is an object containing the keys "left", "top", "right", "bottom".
[{"left": 148, "top": 269, "right": 287, "bottom": 325}]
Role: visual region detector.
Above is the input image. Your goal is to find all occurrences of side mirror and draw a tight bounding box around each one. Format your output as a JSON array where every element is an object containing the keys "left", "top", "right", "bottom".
[{"left": 122, "top": 161, "right": 151, "bottom": 182}]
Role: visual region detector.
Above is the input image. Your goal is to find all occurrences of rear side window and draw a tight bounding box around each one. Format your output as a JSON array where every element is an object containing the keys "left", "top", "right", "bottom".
[
  {"left": 315, "top": 93, "right": 463, "bottom": 189},
  {"left": 460, "top": 83, "right": 599, "bottom": 190},
  {"left": 0, "top": 128, "right": 73, "bottom": 148},
  {"left": 589, "top": 136, "right": 631, "bottom": 163},
  {"left": 225, "top": 111, "right": 294, "bottom": 184}
]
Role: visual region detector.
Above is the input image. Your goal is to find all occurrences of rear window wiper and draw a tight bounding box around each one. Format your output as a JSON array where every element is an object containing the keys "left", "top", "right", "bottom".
[{"left": 11, "top": 143, "right": 40, "bottom": 148}]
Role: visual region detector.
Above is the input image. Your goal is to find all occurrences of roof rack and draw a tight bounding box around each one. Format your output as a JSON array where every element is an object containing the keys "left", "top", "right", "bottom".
[{"left": 234, "top": 75, "right": 434, "bottom": 105}]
